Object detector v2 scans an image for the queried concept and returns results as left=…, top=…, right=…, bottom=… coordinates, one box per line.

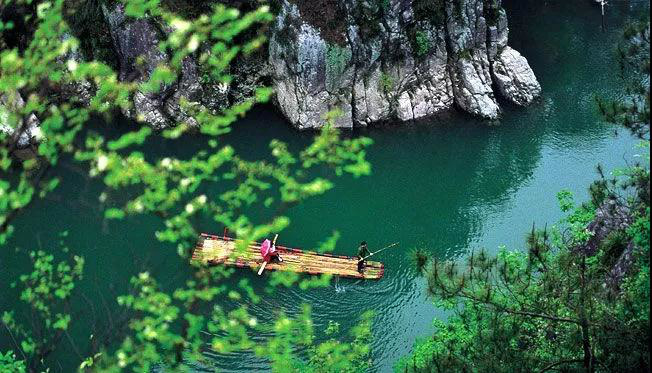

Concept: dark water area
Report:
left=1, top=1, right=649, bottom=372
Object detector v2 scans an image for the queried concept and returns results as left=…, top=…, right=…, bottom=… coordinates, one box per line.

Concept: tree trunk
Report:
left=579, top=255, right=595, bottom=373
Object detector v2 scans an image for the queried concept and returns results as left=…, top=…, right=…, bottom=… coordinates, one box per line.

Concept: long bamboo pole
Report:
left=360, top=242, right=399, bottom=261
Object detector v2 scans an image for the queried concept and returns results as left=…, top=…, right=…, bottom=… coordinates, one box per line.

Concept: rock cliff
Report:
left=268, top=0, right=541, bottom=128
left=7, top=0, right=540, bottom=130
left=0, top=92, right=41, bottom=149
left=102, top=3, right=204, bottom=129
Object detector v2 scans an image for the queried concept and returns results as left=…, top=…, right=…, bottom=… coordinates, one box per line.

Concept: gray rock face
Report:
left=1, top=35, right=90, bottom=151
left=581, top=199, right=633, bottom=257
left=446, top=0, right=499, bottom=119
left=0, top=92, right=41, bottom=149
left=269, top=4, right=348, bottom=129
left=492, top=46, right=542, bottom=106
left=577, top=198, right=637, bottom=292
left=269, top=0, right=541, bottom=128
left=94, top=0, right=540, bottom=129
left=102, top=3, right=203, bottom=129
left=59, top=33, right=94, bottom=106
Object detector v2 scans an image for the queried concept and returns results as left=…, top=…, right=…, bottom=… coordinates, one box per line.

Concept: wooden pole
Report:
left=600, top=0, right=606, bottom=32
left=273, top=234, right=282, bottom=262
left=257, top=260, right=267, bottom=275
left=360, top=242, right=399, bottom=261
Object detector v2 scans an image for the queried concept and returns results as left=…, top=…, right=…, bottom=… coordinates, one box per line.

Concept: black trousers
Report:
left=357, top=258, right=366, bottom=272
left=269, top=254, right=281, bottom=263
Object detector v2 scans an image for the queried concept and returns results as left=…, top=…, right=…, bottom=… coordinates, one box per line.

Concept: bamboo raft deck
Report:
left=192, top=233, right=384, bottom=280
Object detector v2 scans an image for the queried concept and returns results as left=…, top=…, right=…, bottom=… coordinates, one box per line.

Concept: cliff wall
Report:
left=268, top=0, right=541, bottom=128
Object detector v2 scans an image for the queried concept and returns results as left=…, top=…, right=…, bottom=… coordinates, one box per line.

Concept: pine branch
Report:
left=537, top=359, right=584, bottom=373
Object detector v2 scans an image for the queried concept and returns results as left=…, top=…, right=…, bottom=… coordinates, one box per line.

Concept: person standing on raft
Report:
left=258, top=234, right=282, bottom=275
left=357, top=241, right=371, bottom=273
left=262, top=236, right=283, bottom=263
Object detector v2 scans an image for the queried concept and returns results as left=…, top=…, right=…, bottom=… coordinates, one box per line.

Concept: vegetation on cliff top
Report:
left=288, top=0, right=348, bottom=45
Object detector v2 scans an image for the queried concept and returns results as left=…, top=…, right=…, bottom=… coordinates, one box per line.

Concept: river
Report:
left=0, top=1, right=648, bottom=372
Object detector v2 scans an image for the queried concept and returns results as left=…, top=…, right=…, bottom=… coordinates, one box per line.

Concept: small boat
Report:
left=192, top=233, right=385, bottom=280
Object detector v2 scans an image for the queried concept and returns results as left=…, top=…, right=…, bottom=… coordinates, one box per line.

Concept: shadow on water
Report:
left=0, top=1, right=648, bottom=372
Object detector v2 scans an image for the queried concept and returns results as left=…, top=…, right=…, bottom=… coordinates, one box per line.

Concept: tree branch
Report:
left=538, top=359, right=584, bottom=373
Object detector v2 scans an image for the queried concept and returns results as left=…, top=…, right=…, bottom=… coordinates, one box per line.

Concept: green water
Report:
left=1, top=1, right=649, bottom=372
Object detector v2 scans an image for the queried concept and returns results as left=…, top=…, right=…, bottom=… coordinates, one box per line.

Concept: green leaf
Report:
left=107, top=127, right=152, bottom=150
left=104, top=208, right=126, bottom=219
left=53, top=314, right=71, bottom=330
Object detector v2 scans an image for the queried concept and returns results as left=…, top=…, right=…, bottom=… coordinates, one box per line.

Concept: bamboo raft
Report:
left=192, top=233, right=385, bottom=280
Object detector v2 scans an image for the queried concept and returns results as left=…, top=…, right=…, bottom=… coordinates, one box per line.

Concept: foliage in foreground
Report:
left=1, top=0, right=374, bottom=372
left=399, top=200, right=649, bottom=373
left=397, top=20, right=650, bottom=373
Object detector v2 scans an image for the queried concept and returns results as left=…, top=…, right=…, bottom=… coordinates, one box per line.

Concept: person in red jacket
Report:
left=258, top=234, right=282, bottom=275
left=261, top=238, right=283, bottom=263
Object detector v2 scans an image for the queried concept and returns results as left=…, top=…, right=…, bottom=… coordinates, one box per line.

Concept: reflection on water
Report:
left=0, top=1, right=648, bottom=372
